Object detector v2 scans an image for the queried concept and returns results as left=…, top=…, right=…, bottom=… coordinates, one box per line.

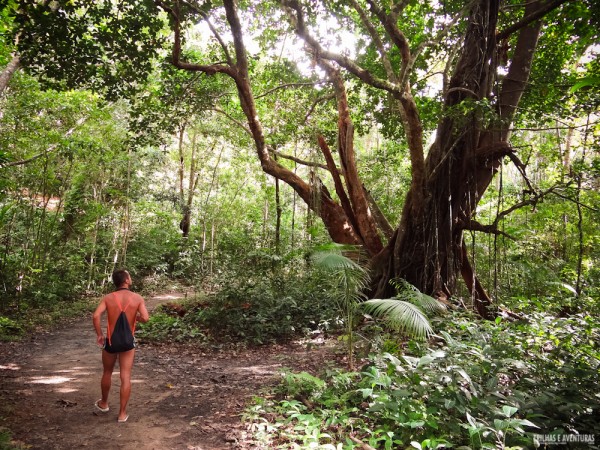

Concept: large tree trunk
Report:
left=373, top=0, right=544, bottom=318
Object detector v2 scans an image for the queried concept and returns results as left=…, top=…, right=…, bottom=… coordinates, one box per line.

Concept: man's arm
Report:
left=92, top=298, right=107, bottom=346
left=137, top=297, right=150, bottom=323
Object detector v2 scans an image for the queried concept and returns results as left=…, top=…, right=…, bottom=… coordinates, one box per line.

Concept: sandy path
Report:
left=0, top=293, right=337, bottom=449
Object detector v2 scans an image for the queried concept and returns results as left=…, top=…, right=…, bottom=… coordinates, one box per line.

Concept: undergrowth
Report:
left=136, top=252, right=342, bottom=345
left=243, top=310, right=600, bottom=449
left=0, top=297, right=96, bottom=341
left=0, top=427, right=21, bottom=450
left=136, top=287, right=340, bottom=346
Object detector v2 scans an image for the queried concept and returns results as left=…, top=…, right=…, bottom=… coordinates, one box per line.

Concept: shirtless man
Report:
left=92, top=269, right=149, bottom=422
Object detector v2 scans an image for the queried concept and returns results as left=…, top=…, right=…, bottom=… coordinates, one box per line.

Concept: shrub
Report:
left=0, top=317, right=23, bottom=341
left=244, top=310, right=600, bottom=449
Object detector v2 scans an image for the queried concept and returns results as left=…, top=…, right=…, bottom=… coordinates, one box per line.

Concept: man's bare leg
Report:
left=99, top=350, right=118, bottom=409
left=117, top=349, right=135, bottom=421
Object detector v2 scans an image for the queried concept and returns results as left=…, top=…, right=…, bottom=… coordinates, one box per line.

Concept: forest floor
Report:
left=0, top=292, right=343, bottom=449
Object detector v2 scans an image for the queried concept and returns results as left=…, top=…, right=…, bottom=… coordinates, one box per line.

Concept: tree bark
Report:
left=0, top=54, right=20, bottom=96
left=372, top=0, right=548, bottom=318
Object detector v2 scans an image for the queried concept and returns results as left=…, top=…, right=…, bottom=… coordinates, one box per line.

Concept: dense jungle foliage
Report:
left=1, top=0, right=599, bottom=448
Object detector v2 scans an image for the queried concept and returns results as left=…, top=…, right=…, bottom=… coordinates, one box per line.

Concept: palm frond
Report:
left=362, top=299, right=433, bottom=340
left=311, top=251, right=365, bottom=273
left=310, top=245, right=369, bottom=370
left=547, top=281, right=578, bottom=296
left=391, top=278, right=446, bottom=315
left=405, top=292, right=447, bottom=315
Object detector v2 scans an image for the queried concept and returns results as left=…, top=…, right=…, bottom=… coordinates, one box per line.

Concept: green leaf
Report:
left=547, top=281, right=578, bottom=296
left=311, top=250, right=364, bottom=272
left=417, top=354, right=436, bottom=367
left=517, top=419, right=539, bottom=428
left=466, top=412, right=479, bottom=428
left=391, top=389, right=411, bottom=398
left=358, top=388, right=373, bottom=398
left=494, top=419, right=507, bottom=430
left=569, top=76, right=600, bottom=93
left=501, top=405, right=518, bottom=418
left=390, top=279, right=447, bottom=315
left=409, top=420, right=425, bottom=428
left=362, top=299, right=433, bottom=340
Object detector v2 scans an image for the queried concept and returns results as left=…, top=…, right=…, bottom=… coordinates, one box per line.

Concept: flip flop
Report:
left=94, top=400, right=109, bottom=413
left=117, top=415, right=129, bottom=423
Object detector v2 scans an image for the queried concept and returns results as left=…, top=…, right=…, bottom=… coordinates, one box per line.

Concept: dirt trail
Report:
left=0, top=293, right=339, bottom=449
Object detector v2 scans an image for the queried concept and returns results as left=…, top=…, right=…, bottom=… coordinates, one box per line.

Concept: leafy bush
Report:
left=0, top=317, right=23, bottom=341
left=136, top=311, right=207, bottom=343
left=0, top=297, right=95, bottom=341
left=244, top=310, right=600, bottom=449
left=137, top=249, right=344, bottom=345
left=191, top=250, right=341, bottom=345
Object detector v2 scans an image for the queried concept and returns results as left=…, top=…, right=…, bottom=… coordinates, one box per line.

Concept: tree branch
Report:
left=210, top=108, right=331, bottom=173
left=281, top=0, right=403, bottom=96
left=444, top=86, right=479, bottom=99
left=224, top=0, right=249, bottom=75
left=156, top=0, right=236, bottom=76
left=402, top=3, right=470, bottom=88
left=497, top=0, right=571, bottom=41
left=181, top=0, right=234, bottom=65
left=255, top=82, right=325, bottom=99
left=505, top=151, right=535, bottom=193
left=464, top=219, right=514, bottom=239
left=210, top=107, right=252, bottom=135
left=493, top=184, right=564, bottom=227
left=364, top=0, right=410, bottom=68
left=363, top=187, right=394, bottom=240
left=269, top=148, right=329, bottom=171
left=349, top=0, right=397, bottom=83
left=391, top=0, right=411, bottom=17
left=496, top=1, right=544, bottom=139
left=303, top=92, right=336, bottom=124
left=281, top=0, right=425, bottom=221
left=0, top=54, right=20, bottom=96
left=318, top=135, right=361, bottom=238
left=552, top=191, right=600, bottom=213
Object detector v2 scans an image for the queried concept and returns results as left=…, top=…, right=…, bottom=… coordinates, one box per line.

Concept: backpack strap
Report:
left=121, top=298, right=135, bottom=333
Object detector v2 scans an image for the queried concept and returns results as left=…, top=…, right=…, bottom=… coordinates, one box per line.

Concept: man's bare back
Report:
left=98, top=289, right=148, bottom=341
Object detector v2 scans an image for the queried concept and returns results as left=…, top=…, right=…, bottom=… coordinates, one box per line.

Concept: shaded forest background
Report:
left=1, top=0, right=599, bottom=448
left=1, top=0, right=598, bottom=313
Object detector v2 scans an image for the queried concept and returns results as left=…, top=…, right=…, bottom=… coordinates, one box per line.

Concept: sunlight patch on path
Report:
left=153, top=293, right=188, bottom=300
left=29, top=375, right=72, bottom=385
left=237, top=364, right=285, bottom=376
left=0, top=363, right=21, bottom=370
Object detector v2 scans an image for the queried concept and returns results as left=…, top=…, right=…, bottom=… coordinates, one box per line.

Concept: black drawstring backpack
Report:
left=105, top=294, right=135, bottom=353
